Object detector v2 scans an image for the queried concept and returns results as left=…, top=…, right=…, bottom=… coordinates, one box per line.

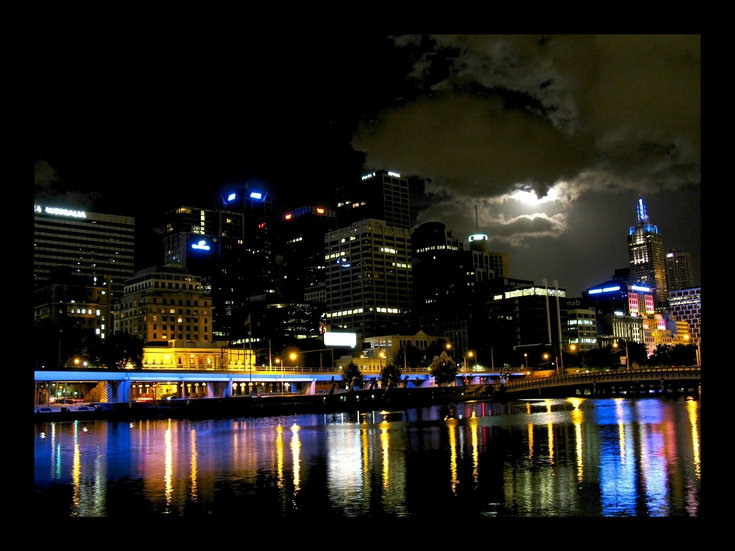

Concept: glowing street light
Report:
left=613, top=340, right=630, bottom=371
left=464, top=350, right=474, bottom=371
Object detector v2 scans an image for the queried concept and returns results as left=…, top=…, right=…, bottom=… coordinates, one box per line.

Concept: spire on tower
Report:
left=637, top=196, right=649, bottom=223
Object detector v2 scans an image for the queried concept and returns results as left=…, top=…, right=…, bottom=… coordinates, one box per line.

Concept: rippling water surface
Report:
left=33, top=397, right=701, bottom=518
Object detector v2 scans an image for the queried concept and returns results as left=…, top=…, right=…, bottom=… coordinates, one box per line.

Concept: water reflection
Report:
left=34, top=397, right=700, bottom=518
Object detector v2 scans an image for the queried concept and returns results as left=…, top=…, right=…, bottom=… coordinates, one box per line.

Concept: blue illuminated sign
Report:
left=249, top=191, right=264, bottom=201
left=588, top=285, right=621, bottom=295
left=630, top=285, right=651, bottom=292
left=191, top=240, right=211, bottom=251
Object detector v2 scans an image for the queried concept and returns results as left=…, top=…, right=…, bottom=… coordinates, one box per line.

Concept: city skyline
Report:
left=32, top=34, right=701, bottom=296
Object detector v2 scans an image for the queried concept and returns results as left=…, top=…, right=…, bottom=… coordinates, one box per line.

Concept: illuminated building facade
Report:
left=33, top=204, right=135, bottom=299
left=351, top=330, right=449, bottom=374
left=220, top=185, right=278, bottom=301
left=668, top=286, right=701, bottom=345
left=628, top=197, right=667, bottom=310
left=563, top=299, right=598, bottom=353
left=666, top=250, right=696, bottom=291
left=483, top=283, right=568, bottom=368
left=325, top=218, right=413, bottom=337
left=163, top=206, right=246, bottom=341
left=583, top=280, right=655, bottom=346
left=115, top=264, right=213, bottom=346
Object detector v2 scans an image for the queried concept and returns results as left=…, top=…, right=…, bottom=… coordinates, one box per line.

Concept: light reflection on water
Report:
left=33, top=397, right=700, bottom=518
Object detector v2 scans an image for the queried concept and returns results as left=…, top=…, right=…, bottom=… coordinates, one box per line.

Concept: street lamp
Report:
left=524, top=353, right=528, bottom=369
left=612, top=340, right=630, bottom=371
left=275, top=358, right=283, bottom=394
left=464, top=350, right=474, bottom=371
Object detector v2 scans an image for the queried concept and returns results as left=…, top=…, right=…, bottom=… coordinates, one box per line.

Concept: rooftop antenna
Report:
left=475, top=205, right=479, bottom=233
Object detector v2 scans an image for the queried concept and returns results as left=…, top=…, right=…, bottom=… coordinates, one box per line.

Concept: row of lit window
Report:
left=567, top=319, right=595, bottom=325
left=327, top=308, right=365, bottom=317
left=415, top=244, right=460, bottom=253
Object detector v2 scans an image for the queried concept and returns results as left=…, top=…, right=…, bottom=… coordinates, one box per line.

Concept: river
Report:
left=33, top=396, right=701, bottom=519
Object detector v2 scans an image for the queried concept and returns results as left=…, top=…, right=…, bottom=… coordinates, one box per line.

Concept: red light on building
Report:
left=258, top=222, right=266, bottom=229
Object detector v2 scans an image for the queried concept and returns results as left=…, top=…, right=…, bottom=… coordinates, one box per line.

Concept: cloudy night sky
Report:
left=33, top=33, right=701, bottom=297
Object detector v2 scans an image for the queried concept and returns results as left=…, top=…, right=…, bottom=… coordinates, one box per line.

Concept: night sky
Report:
left=33, top=33, right=701, bottom=297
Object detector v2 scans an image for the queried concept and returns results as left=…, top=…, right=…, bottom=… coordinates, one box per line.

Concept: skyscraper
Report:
left=162, top=205, right=246, bottom=341
left=411, top=221, right=465, bottom=341
left=33, top=203, right=135, bottom=299
left=325, top=218, right=413, bottom=337
left=665, top=250, right=695, bottom=291
left=628, top=197, right=667, bottom=310
left=336, top=170, right=411, bottom=229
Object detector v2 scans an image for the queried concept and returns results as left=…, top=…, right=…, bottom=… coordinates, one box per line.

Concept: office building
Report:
left=114, top=264, right=213, bottom=346
left=668, top=286, right=701, bottom=345
left=465, top=232, right=509, bottom=283
left=666, top=250, right=696, bottom=291
left=280, top=204, right=337, bottom=302
left=325, top=218, right=413, bottom=337
left=33, top=203, right=135, bottom=299
left=563, top=298, right=598, bottom=353
left=482, top=282, right=568, bottom=369
left=163, top=205, right=246, bottom=341
left=628, top=197, right=667, bottom=310
left=336, top=170, right=411, bottom=229
left=411, top=221, right=466, bottom=344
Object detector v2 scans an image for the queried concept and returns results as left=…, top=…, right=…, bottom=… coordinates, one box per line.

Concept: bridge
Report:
left=33, top=365, right=701, bottom=405
left=498, top=366, right=701, bottom=398
left=33, top=366, right=524, bottom=405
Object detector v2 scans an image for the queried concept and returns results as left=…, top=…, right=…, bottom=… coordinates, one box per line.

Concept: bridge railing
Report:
left=502, top=366, right=701, bottom=390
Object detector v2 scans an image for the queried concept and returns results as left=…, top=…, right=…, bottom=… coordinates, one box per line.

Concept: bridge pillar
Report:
left=107, top=380, right=130, bottom=403
left=207, top=381, right=231, bottom=398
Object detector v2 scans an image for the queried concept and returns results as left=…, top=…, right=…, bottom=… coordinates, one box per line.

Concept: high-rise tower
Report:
left=162, top=205, right=246, bottom=341
left=33, top=203, right=135, bottom=300
left=335, top=170, right=411, bottom=230
left=325, top=218, right=413, bottom=337
left=665, top=250, right=695, bottom=291
left=628, top=197, right=667, bottom=310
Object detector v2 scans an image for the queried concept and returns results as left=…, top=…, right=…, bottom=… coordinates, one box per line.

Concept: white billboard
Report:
left=324, top=332, right=357, bottom=348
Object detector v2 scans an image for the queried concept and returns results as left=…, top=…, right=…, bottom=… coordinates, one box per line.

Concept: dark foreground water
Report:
left=33, top=396, right=701, bottom=519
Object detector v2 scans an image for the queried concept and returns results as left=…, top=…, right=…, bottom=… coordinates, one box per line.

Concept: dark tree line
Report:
left=33, top=319, right=144, bottom=370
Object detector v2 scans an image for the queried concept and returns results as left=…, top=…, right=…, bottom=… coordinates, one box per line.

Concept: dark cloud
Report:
left=351, top=34, right=701, bottom=294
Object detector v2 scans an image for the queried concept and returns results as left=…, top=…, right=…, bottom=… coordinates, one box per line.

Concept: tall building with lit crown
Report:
left=325, top=218, right=413, bottom=337
left=34, top=203, right=135, bottom=299
left=628, top=197, right=667, bottom=310
left=336, top=170, right=411, bottom=229
left=162, top=205, right=246, bottom=341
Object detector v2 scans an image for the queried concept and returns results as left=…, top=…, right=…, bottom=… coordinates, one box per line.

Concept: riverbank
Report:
left=33, top=384, right=501, bottom=423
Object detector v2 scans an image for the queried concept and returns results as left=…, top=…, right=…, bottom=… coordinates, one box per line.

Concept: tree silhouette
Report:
left=341, top=362, right=363, bottom=390
left=380, top=364, right=402, bottom=389
left=429, top=351, right=458, bottom=385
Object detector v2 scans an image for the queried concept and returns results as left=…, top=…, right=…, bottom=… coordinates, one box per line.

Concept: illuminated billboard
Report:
left=190, top=238, right=212, bottom=252
left=324, top=332, right=357, bottom=348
